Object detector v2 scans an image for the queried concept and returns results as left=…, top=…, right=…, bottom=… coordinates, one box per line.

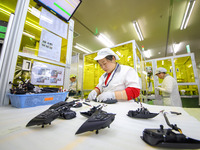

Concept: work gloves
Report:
left=88, top=90, right=97, bottom=100
left=97, top=92, right=115, bottom=102
left=155, top=87, right=165, bottom=92
left=155, top=87, right=171, bottom=94
left=88, top=90, right=115, bottom=102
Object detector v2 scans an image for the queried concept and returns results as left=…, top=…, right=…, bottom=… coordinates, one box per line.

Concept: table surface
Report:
left=0, top=99, right=200, bottom=150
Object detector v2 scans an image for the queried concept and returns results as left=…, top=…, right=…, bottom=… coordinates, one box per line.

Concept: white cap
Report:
left=155, top=67, right=167, bottom=75
left=94, top=48, right=119, bottom=60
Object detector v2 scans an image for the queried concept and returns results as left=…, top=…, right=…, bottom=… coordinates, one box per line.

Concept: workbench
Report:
left=0, top=99, right=200, bottom=150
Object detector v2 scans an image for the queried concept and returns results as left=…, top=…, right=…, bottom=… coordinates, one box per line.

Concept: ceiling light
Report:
left=133, top=21, right=144, bottom=41
left=173, top=43, right=181, bottom=53
left=96, top=33, right=114, bottom=47
left=180, top=0, right=196, bottom=30
left=143, top=50, right=151, bottom=58
left=74, top=43, right=92, bottom=54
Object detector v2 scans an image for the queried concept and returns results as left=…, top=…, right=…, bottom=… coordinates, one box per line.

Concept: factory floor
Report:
left=181, top=97, right=200, bottom=121
left=183, top=108, right=200, bottom=121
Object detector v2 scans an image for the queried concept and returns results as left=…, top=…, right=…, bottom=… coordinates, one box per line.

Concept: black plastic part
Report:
left=26, top=100, right=80, bottom=127
left=9, top=78, right=35, bottom=94
left=72, top=102, right=82, bottom=108
left=80, top=105, right=101, bottom=118
left=141, top=113, right=200, bottom=149
left=127, top=108, right=159, bottom=119
left=170, top=111, right=182, bottom=115
left=60, top=109, right=76, bottom=119
left=92, top=98, right=117, bottom=104
left=141, top=127, right=200, bottom=149
left=49, top=101, right=67, bottom=109
left=76, top=108, right=116, bottom=135
left=103, top=99, right=118, bottom=104
left=40, top=87, right=59, bottom=93
left=26, top=109, right=59, bottom=127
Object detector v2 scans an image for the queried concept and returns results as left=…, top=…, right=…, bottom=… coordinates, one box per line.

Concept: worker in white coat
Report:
left=155, top=67, right=182, bottom=107
left=69, top=74, right=77, bottom=96
left=88, top=48, right=141, bottom=102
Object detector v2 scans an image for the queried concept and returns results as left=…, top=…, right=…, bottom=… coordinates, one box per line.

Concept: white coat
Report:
left=96, top=63, right=141, bottom=93
left=160, top=75, right=182, bottom=107
left=69, top=81, right=77, bottom=91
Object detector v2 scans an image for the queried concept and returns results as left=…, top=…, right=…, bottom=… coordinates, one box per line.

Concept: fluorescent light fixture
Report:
left=180, top=0, right=196, bottom=30
left=133, top=21, right=144, bottom=41
left=143, top=50, right=151, bottom=58
left=74, top=43, right=92, bottom=54
left=96, top=33, right=114, bottom=47
left=173, top=43, right=181, bottom=53
left=162, top=60, right=164, bottom=65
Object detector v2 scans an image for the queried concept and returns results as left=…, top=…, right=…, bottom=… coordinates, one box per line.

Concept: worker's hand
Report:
left=97, top=92, right=115, bottom=102
left=88, top=90, right=97, bottom=100
left=155, top=87, right=163, bottom=91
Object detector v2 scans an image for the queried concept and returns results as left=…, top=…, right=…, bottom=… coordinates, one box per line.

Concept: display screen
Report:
left=34, top=0, right=82, bottom=22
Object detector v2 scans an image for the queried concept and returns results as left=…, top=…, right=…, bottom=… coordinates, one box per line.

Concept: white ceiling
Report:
left=72, top=0, right=200, bottom=66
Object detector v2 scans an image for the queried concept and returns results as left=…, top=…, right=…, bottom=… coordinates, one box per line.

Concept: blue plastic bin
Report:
left=8, top=92, right=68, bottom=108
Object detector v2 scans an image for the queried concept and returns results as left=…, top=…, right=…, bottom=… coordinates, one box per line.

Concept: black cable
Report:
left=72, top=16, right=97, bottom=36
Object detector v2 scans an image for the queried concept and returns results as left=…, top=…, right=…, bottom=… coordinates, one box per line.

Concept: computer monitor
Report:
left=34, top=0, right=82, bottom=23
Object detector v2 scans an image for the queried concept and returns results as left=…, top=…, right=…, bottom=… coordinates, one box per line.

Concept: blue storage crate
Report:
left=8, top=92, right=68, bottom=108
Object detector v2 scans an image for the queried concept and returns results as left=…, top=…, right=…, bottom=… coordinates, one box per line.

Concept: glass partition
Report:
left=174, top=56, right=195, bottom=83
left=146, top=54, right=199, bottom=104
left=83, top=41, right=143, bottom=98
left=156, top=59, right=173, bottom=84
left=83, top=52, right=99, bottom=90
left=178, top=85, right=199, bottom=96
left=111, top=42, right=134, bottom=67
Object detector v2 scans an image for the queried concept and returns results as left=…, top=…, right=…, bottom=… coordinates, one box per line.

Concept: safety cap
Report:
left=70, top=74, right=76, bottom=78
left=94, top=48, right=119, bottom=60
left=155, top=67, right=167, bottom=75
